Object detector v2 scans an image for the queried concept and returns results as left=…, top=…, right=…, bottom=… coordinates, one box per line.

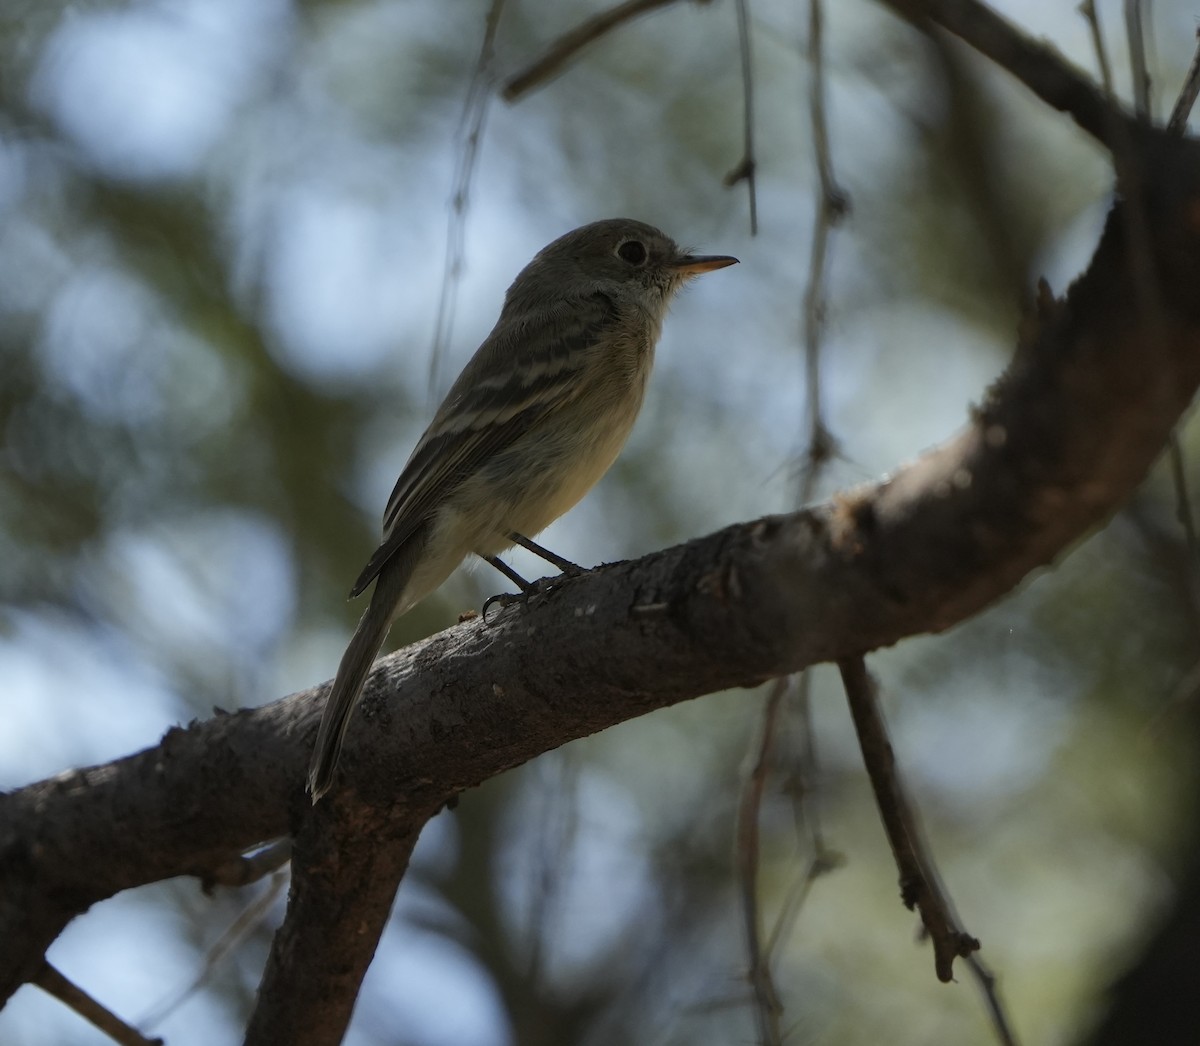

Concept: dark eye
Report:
left=617, top=239, right=648, bottom=265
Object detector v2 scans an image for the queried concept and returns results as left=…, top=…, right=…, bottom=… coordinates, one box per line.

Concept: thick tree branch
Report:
left=3, top=127, right=1200, bottom=1036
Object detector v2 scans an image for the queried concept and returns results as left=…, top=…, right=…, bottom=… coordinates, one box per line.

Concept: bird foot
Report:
left=481, top=574, right=574, bottom=624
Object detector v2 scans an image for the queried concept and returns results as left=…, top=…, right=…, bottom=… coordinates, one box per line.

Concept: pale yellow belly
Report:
left=439, top=384, right=647, bottom=560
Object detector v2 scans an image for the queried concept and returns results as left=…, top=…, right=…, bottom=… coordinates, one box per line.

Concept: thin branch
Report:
left=427, top=0, right=507, bottom=404
left=1166, top=28, right=1200, bottom=134
left=1077, top=0, right=1115, bottom=99
left=965, top=954, right=1021, bottom=1046
left=878, top=0, right=1129, bottom=147
left=523, top=754, right=580, bottom=990
left=1162, top=29, right=1200, bottom=610
left=836, top=657, right=981, bottom=983
left=799, top=0, right=846, bottom=491
left=723, top=0, right=759, bottom=235
left=733, top=2, right=847, bottom=1033
left=840, top=661, right=1022, bottom=1044
left=1080, top=0, right=1161, bottom=325
left=142, top=872, right=289, bottom=1030
left=761, top=858, right=835, bottom=963
left=782, top=676, right=832, bottom=855
left=1124, top=0, right=1152, bottom=119
left=734, top=676, right=787, bottom=1046
left=762, top=676, right=848, bottom=975
left=502, top=0, right=692, bottom=102
left=34, top=963, right=163, bottom=1046
left=760, top=678, right=848, bottom=971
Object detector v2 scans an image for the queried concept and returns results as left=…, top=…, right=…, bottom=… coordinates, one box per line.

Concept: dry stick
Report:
left=34, top=963, right=163, bottom=1046
left=427, top=0, right=506, bottom=403
left=759, top=0, right=849, bottom=955
left=522, top=755, right=580, bottom=992
left=723, top=0, right=759, bottom=234
left=836, top=657, right=981, bottom=982
left=888, top=28, right=1036, bottom=1017
left=1077, top=0, right=1115, bottom=99
left=1166, top=28, right=1200, bottom=134
left=1124, top=0, right=1152, bottom=118
left=800, top=0, right=846, bottom=478
left=839, top=654, right=1019, bottom=1045
left=881, top=0, right=1120, bottom=147
left=763, top=684, right=846, bottom=963
left=966, top=956, right=1021, bottom=1046
left=1164, top=31, right=1200, bottom=601
left=734, top=1, right=846, bottom=1036
left=502, top=0, right=692, bottom=102
left=141, top=872, right=289, bottom=1031
left=735, top=677, right=788, bottom=1046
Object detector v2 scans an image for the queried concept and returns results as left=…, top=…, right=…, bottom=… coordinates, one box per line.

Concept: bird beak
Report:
left=671, top=253, right=739, bottom=275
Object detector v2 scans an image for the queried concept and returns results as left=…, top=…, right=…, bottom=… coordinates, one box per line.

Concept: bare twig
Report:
left=1166, top=28, right=1200, bottom=133
left=722, top=0, right=759, bottom=234
left=1079, top=0, right=1160, bottom=319
left=734, top=676, right=788, bottom=1046
left=799, top=0, right=846, bottom=491
left=1124, top=0, right=1152, bottom=118
left=764, top=674, right=848, bottom=974
left=428, top=0, right=507, bottom=403
left=756, top=0, right=849, bottom=963
left=523, top=754, right=579, bottom=990
left=1077, top=0, right=1115, bottom=99
left=734, top=2, right=848, bottom=1034
left=966, top=955, right=1020, bottom=1046
left=836, top=657, right=981, bottom=984
left=839, top=659, right=1022, bottom=1045
left=502, top=0, right=692, bottom=102
left=879, top=0, right=1127, bottom=146
left=142, top=872, right=289, bottom=1030
left=1162, top=29, right=1200, bottom=608
left=34, top=963, right=163, bottom=1046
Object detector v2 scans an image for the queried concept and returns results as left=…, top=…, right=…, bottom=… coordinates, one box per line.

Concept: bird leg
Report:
left=480, top=555, right=535, bottom=621
left=479, top=537, right=586, bottom=622
left=482, top=555, right=534, bottom=593
left=508, top=532, right=585, bottom=576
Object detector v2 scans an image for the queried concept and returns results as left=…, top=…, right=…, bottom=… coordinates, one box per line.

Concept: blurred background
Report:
left=2, top=0, right=1200, bottom=1043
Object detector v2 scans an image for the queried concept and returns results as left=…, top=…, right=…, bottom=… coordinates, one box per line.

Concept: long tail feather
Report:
left=307, top=530, right=428, bottom=802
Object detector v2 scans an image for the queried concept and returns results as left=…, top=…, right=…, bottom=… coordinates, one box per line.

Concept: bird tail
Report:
left=307, top=529, right=428, bottom=803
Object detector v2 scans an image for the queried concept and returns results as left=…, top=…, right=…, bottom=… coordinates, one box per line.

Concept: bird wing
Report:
left=348, top=291, right=621, bottom=598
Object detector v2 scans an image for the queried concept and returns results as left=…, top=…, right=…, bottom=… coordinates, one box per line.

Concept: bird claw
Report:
left=481, top=574, right=571, bottom=624
left=481, top=590, right=523, bottom=622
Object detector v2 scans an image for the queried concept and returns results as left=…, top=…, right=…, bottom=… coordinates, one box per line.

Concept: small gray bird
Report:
left=308, top=218, right=737, bottom=801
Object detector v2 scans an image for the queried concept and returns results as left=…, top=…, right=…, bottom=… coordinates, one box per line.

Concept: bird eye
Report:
left=616, top=239, right=648, bottom=266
